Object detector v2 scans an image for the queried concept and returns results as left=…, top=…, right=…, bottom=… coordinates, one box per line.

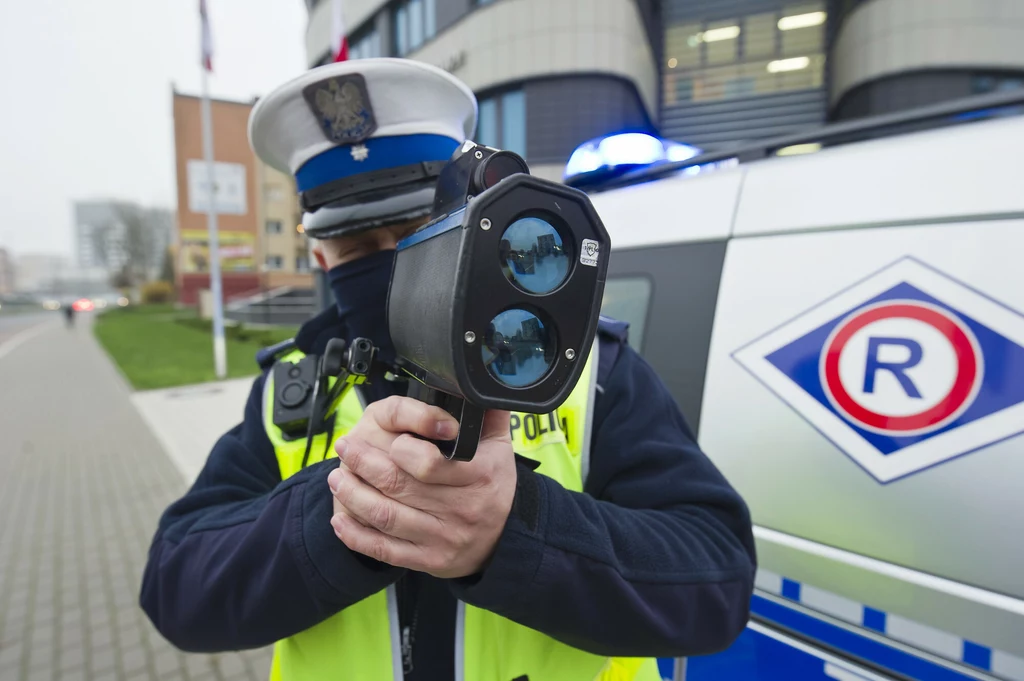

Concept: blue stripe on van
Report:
left=752, top=594, right=984, bottom=681
left=781, top=578, right=801, bottom=602
left=963, top=641, right=993, bottom=672
left=753, top=570, right=1024, bottom=678
left=862, top=606, right=887, bottom=633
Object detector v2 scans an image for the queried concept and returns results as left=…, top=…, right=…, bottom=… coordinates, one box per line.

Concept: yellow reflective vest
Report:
left=261, top=342, right=662, bottom=681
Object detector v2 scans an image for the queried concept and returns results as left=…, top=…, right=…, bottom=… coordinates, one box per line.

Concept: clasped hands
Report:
left=328, top=396, right=517, bottom=579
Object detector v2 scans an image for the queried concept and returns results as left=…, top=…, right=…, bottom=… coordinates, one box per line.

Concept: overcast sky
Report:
left=0, top=0, right=309, bottom=258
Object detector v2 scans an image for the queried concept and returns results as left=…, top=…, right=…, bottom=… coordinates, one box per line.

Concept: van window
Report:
left=600, top=276, right=652, bottom=353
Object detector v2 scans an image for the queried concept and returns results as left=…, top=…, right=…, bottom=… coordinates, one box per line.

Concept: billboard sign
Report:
left=187, top=160, right=248, bottom=215
left=179, top=229, right=255, bottom=273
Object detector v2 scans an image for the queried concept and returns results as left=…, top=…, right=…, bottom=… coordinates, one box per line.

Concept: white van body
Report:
left=589, top=112, right=1024, bottom=681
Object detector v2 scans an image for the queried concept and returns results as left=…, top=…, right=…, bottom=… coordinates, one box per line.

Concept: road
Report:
left=0, top=312, right=56, bottom=346
left=0, top=315, right=272, bottom=681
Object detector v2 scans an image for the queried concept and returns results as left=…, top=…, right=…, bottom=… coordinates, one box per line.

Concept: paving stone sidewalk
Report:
left=0, top=317, right=272, bottom=681
left=131, top=378, right=254, bottom=485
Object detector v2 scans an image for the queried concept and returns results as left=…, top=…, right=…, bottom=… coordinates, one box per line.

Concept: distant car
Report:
left=71, top=298, right=94, bottom=312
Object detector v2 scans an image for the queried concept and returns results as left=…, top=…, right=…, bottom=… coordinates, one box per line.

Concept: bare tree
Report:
left=93, top=203, right=159, bottom=288
left=89, top=222, right=116, bottom=270
left=159, top=247, right=175, bottom=284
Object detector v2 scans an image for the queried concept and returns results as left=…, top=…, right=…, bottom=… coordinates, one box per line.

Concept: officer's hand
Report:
left=327, top=396, right=516, bottom=579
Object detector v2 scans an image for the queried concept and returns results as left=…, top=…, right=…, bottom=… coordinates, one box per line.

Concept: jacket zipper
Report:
left=398, top=574, right=419, bottom=677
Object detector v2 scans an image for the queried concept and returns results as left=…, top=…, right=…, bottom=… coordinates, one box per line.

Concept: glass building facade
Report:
left=826, top=0, right=1024, bottom=121
left=659, top=0, right=829, bottom=151
left=663, top=4, right=826, bottom=106
left=308, top=0, right=656, bottom=175
left=309, top=0, right=1024, bottom=167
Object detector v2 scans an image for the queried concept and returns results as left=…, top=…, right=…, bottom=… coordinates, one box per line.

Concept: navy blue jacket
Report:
left=140, top=306, right=757, bottom=669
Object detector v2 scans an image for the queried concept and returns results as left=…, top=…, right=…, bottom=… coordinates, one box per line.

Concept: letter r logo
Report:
left=864, top=336, right=923, bottom=398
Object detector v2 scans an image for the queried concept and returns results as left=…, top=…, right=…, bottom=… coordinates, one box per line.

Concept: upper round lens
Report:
left=481, top=309, right=555, bottom=388
left=499, top=217, right=570, bottom=294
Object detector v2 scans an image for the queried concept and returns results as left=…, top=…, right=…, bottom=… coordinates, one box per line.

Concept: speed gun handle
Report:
left=404, top=379, right=485, bottom=462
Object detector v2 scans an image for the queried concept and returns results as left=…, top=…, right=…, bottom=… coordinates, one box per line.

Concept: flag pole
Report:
left=199, top=10, right=227, bottom=379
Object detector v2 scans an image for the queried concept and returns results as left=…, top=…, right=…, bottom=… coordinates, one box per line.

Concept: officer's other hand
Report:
left=327, top=396, right=517, bottom=579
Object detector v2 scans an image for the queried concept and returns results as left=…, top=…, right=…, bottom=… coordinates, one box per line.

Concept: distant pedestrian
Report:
left=64, top=304, right=74, bottom=328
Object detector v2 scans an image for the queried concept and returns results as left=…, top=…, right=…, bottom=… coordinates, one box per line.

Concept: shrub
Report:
left=141, top=280, right=175, bottom=304
left=172, top=316, right=288, bottom=346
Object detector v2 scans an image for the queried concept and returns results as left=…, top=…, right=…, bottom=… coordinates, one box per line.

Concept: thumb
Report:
left=479, top=409, right=512, bottom=443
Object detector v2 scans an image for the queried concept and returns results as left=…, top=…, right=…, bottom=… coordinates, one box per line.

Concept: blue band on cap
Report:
left=295, top=134, right=461, bottom=192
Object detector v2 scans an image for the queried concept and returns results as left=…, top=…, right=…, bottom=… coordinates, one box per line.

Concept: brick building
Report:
left=171, top=90, right=311, bottom=307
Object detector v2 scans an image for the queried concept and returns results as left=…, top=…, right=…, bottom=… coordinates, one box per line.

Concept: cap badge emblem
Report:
left=303, top=74, right=377, bottom=144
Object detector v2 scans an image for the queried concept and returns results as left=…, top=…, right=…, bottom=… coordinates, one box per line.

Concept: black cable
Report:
left=300, top=376, right=322, bottom=470
left=321, top=415, right=336, bottom=464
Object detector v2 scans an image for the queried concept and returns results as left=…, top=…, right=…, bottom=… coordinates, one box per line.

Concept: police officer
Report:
left=140, top=58, right=757, bottom=681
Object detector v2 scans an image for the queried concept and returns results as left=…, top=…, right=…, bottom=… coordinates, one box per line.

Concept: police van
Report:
left=571, top=90, right=1024, bottom=681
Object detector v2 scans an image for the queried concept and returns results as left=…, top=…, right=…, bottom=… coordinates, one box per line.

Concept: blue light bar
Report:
left=563, top=132, right=701, bottom=185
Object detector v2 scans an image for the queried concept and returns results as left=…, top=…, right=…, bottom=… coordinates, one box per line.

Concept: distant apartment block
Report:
left=74, top=201, right=174, bottom=281
left=0, top=248, right=14, bottom=295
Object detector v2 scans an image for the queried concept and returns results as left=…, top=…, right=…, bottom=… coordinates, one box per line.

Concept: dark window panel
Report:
left=435, top=0, right=471, bottom=34
left=524, top=76, right=654, bottom=165
left=389, top=0, right=438, bottom=56
left=831, top=69, right=1024, bottom=121
left=662, top=88, right=826, bottom=149
left=605, top=240, right=729, bottom=435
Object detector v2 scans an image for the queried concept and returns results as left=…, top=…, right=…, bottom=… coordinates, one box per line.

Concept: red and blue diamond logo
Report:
left=732, top=257, right=1024, bottom=483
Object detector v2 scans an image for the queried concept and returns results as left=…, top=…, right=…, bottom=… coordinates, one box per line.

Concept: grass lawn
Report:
left=94, top=304, right=298, bottom=391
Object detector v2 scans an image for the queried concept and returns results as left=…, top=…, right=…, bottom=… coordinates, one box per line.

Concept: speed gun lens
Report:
left=500, top=217, right=570, bottom=294
left=482, top=309, right=555, bottom=388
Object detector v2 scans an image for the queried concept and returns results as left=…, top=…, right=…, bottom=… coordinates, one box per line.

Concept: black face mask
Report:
left=327, top=249, right=404, bottom=403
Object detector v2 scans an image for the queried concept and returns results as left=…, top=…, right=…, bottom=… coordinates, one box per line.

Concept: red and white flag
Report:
left=330, top=0, right=349, bottom=62
left=200, top=0, right=214, bottom=72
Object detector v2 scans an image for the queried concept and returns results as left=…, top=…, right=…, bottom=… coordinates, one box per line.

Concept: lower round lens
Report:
left=481, top=309, right=555, bottom=388
left=499, top=217, right=569, bottom=294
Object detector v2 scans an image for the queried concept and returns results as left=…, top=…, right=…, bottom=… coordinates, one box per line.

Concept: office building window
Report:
left=266, top=220, right=283, bottom=235
left=501, top=91, right=526, bottom=158
left=265, top=255, right=284, bottom=270
left=393, top=0, right=437, bottom=56
left=425, top=0, right=435, bottom=39
left=350, top=25, right=382, bottom=60
left=475, top=89, right=527, bottom=158
left=663, top=3, right=826, bottom=105
left=296, top=256, right=311, bottom=273
left=972, top=74, right=1024, bottom=94
left=477, top=98, right=497, bottom=147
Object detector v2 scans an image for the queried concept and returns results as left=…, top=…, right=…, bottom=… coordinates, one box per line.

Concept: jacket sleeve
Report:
left=449, top=341, right=757, bottom=658
left=139, top=371, right=405, bottom=653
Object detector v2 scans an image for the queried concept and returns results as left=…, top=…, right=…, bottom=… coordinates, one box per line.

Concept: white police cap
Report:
left=249, top=58, right=477, bottom=238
